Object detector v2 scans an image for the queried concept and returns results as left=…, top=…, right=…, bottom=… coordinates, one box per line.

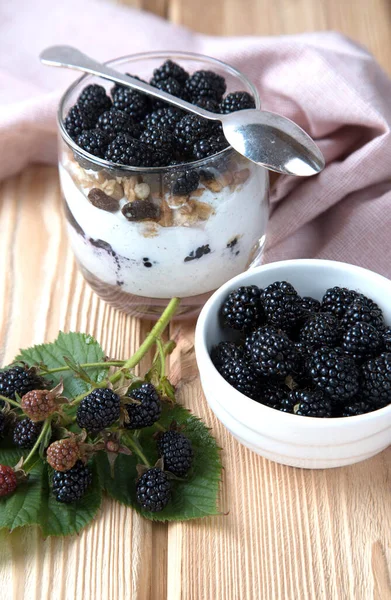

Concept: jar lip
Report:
left=58, top=50, right=261, bottom=174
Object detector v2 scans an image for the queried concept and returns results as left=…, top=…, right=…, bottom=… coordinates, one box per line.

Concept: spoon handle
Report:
left=40, top=45, right=219, bottom=122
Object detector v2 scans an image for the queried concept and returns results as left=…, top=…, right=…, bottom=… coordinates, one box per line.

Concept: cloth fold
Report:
left=1, top=0, right=391, bottom=275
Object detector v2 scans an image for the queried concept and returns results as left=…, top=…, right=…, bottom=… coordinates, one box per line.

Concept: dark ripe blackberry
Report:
left=383, top=327, right=391, bottom=352
left=361, top=353, right=391, bottom=408
left=105, top=133, right=153, bottom=167
left=0, top=365, right=48, bottom=401
left=293, top=341, right=313, bottom=382
left=174, top=115, right=211, bottom=154
left=140, top=127, right=174, bottom=158
left=13, top=418, right=42, bottom=448
left=150, top=77, right=188, bottom=107
left=125, top=383, right=161, bottom=429
left=309, top=346, right=359, bottom=401
left=291, top=390, right=333, bottom=418
left=96, top=109, right=139, bottom=139
left=300, top=296, right=321, bottom=313
left=170, top=170, right=200, bottom=196
left=77, top=130, right=110, bottom=158
left=299, top=313, right=340, bottom=348
left=64, top=105, right=96, bottom=140
left=136, top=467, right=171, bottom=512
left=220, top=91, right=256, bottom=113
left=185, top=70, right=226, bottom=102
left=52, top=460, right=92, bottom=504
left=261, top=281, right=304, bottom=331
left=261, top=382, right=293, bottom=412
left=112, top=86, right=149, bottom=119
left=152, top=60, right=189, bottom=84
left=192, top=135, right=229, bottom=160
left=247, top=326, right=299, bottom=378
left=342, top=322, right=382, bottom=362
left=342, top=399, right=373, bottom=417
left=321, top=287, right=359, bottom=318
left=341, top=298, right=385, bottom=332
left=192, top=96, right=220, bottom=113
left=211, top=341, right=243, bottom=368
left=221, top=285, right=263, bottom=332
left=76, top=388, right=120, bottom=434
left=142, top=107, right=184, bottom=133
left=157, top=430, right=193, bottom=477
left=77, top=84, right=111, bottom=117
left=216, top=355, right=261, bottom=400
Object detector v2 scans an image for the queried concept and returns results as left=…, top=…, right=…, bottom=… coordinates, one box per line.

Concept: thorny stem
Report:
left=23, top=419, right=51, bottom=472
left=42, top=361, right=125, bottom=375
left=122, top=432, right=150, bottom=467
left=0, top=395, right=22, bottom=410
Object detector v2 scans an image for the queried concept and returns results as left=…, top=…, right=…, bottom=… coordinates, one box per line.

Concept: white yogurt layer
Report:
left=60, top=163, right=268, bottom=299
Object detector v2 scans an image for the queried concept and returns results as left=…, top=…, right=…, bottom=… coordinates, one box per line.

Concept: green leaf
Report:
left=96, top=404, right=222, bottom=522
left=0, top=445, right=102, bottom=536
left=15, top=332, right=107, bottom=398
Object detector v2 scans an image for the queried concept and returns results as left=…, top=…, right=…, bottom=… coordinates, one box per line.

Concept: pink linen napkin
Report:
left=1, top=0, right=391, bottom=276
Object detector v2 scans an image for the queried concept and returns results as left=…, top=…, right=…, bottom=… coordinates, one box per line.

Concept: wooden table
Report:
left=1, top=1, right=390, bottom=599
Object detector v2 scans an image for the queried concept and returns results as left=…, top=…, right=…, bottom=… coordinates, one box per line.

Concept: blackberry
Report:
left=291, top=389, right=333, bottom=418
left=52, top=460, right=92, bottom=503
left=185, top=70, right=226, bottom=102
left=247, top=326, right=299, bottom=378
left=211, top=341, right=243, bottom=367
left=299, top=313, right=340, bottom=348
left=140, top=127, right=174, bottom=164
left=150, top=76, right=187, bottom=100
left=77, top=84, right=111, bottom=117
left=169, top=170, right=200, bottom=196
left=0, top=465, right=17, bottom=497
left=193, top=96, right=220, bottom=113
left=342, top=322, right=382, bottom=362
left=192, top=135, right=228, bottom=160
left=0, top=365, right=48, bottom=400
left=342, top=399, right=373, bottom=417
left=96, top=109, right=140, bottom=139
left=174, top=115, right=211, bottom=155
left=152, top=60, right=189, bottom=85
left=21, top=389, right=57, bottom=422
left=125, top=383, right=161, bottom=429
left=383, top=327, right=391, bottom=352
left=142, top=107, right=183, bottom=133
left=64, top=105, right=96, bottom=140
left=220, top=91, right=256, bottom=113
left=300, top=296, right=321, bottom=313
left=112, top=86, right=149, bottom=119
left=261, top=383, right=293, bottom=412
left=136, top=467, right=171, bottom=512
left=157, top=430, right=193, bottom=477
left=221, top=285, right=263, bottom=332
left=341, top=298, right=385, bottom=332
left=321, top=287, right=359, bottom=319
left=361, top=353, right=391, bottom=408
left=261, top=281, right=304, bottom=331
left=105, top=133, right=152, bottom=167
left=13, top=418, right=42, bottom=448
left=47, top=438, right=80, bottom=472
left=76, top=388, right=120, bottom=434
left=215, top=355, right=261, bottom=400
left=77, top=130, right=110, bottom=158
left=309, top=346, right=359, bottom=401
left=293, top=341, right=313, bottom=381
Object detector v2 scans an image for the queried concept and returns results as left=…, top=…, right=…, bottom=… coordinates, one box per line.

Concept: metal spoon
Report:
left=40, top=45, right=325, bottom=176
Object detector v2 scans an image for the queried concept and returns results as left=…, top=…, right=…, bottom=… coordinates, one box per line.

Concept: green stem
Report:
left=122, top=432, right=150, bottom=467
left=110, top=298, right=180, bottom=384
left=42, top=361, right=125, bottom=375
left=23, top=419, right=51, bottom=472
left=154, top=422, right=166, bottom=432
left=0, top=395, right=22, bottom=409
left=156, top=338, right=166, bottom=379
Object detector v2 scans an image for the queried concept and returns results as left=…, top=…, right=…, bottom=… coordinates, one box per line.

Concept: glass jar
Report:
left=58, top=52, right=269, bottom=319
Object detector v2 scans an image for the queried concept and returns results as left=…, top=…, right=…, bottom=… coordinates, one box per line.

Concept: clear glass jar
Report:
left=58, top=52, right=269, bottom=319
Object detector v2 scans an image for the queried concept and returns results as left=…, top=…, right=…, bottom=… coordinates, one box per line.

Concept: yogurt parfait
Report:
left=58, top=52, right=269, bottom=318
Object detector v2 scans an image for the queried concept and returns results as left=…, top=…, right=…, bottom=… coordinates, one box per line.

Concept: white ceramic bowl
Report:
left=195, top=259, right=391, bottom=468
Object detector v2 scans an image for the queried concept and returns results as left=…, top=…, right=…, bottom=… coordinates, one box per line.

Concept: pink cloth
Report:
left=2, top=0, right=391, bottom=275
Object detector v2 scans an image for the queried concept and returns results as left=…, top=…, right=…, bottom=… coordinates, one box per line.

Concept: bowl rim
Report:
left=195, top=258, right=391, bottom=432
left=57, top=50, right=261, bottom=174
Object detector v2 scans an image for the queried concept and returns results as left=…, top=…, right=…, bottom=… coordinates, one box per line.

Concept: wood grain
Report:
left=0, top=1, right=391, bottom=599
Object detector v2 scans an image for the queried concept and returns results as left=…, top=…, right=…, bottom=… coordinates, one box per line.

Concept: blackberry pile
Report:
left=212, top=283, right=391, bottom=417
left=64, top=60, right=256, bottom=167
